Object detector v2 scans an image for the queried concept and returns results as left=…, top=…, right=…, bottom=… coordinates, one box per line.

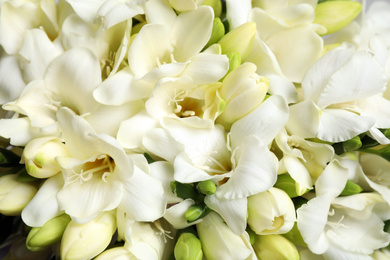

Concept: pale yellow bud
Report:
left=218, top=22, right=256, bottom=60
left=253, top=234, right=299, bottom=260
left=23, top=137, right=68, bottom=179
left=0, top=174, right=37, bottom=216
left=314, top=1, right=362, bottom=35
left=61, top=211, right=116, bottom=260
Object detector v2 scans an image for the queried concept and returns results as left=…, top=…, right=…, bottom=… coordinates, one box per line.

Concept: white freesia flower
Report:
left=225, top=0, right=323, bottom=83
left=247, top=187, right=296, bottom=235
left=22, top=108, right=166, bottom=226
left=275, top=128, right=334, bottom=190
left=197, top=212, right=256, bottom=260
left=286, top=43, right=390, bottom=143
left=297, top=159, right=390, bottom=259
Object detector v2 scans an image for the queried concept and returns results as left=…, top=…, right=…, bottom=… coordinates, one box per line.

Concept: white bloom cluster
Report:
left=0, top=0, right=390, bottom=259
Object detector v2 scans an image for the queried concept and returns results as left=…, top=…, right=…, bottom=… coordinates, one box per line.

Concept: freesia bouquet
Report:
left=1, top=0, right=390, bottom=259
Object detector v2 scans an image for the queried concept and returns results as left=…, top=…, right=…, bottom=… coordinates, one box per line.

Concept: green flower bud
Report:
left=202, top=0, right=222, bottom=17
left=225, top=52, right=242, bottom=75
left=282, top=223, right=307, bottom=248
left=61, top=211, right=116, bottom=260
left=185, top=203, right=211, bottom=223
left=274, top=174, right=301, bottom=198
left=218, top=22, right=256, bottom=60
left=253, top=234, right=299, bottom=260
left=314, top=1, right=362, bottom=35
left=196, top=180, right=216, bottom=195
left=174, top=233, right=203, bottom=260
left=0, top=174, right=37, bottom=216
left=205, top=18, right=225, bottom=49
left=342, top=136, right=362, bottom=153
left=340, top=180, right=363, bottom=196
left=23, top=137, right=69, bottom=179
left=26, top=214, right=71, bottom=251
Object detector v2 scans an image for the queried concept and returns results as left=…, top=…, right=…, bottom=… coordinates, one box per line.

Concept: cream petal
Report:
left=0, top=50, right=26, bottom=104
left=21, top=174, right=64, bottom=227
left=0, top=117, right=46, bottom=146
left=45, top=48, right=101, bottom=115
left=317, top=51, right=387, bottom=109
left=230, top=95, right=288, bottom=148
left=163, top=199, right=201, bottom=229
left=172, top=6, right=214, bottom=62
left=266, top=4, right=315, bottom=27
left=315, top=159, right=349, bottom=197
left=216, top=136, right=278, bottom=199
left=98, top=1, right=144, bottom=29
left=317, top=109, right=375, bottom=143
left=225, top=0, right=251, bottom=29
left=359, top=95, right=390, bottom=129
left=285, top=99, right=320, bottom=138
left=302, top=44, right=354, bottom=103
left=128, top=24, right=173, bottom=79
left=143, top=128, right=183, bottom=163
left=204, top=195, right=248, bottom=235
left=66, top=0, right=106, bottom=23
left=120, top=166, right=166, bottom=221
left=144, top=0, right=176, bottom=27
left=57, top=174, right=123, bottom=223
left=181, top=53, right=229, bottom=84
left=283, top=155, right=312, bottom=190
left=267, top=74, right=298, bottom=104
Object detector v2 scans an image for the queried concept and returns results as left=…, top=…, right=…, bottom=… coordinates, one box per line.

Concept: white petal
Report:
left=317, top=109, right=375, bottom=143
left=368, top=127, right=390, bottom=145
left=172, top=6, right=214, bottom=62
left=216, top=136, right=278, bottom=199
left=57, top=174, right=123, bottom=223
left=117, top=110, right=159, bottom=149
left=98, top=1, right=144, bottom=29
left=149, top=161, right=182, bottom=204
left=144, top=0, right=176, bottom=27
left=283, top=155, right=312, bottom=190
left=285, top=99, right=320, bottom=138
left=120, top=166, right=166, bottom=221
left=21, top=174, right=63, bottom=227
left=128, top=24, right=172, bottom=79
left=230, top=95, right=288, bottom=148
left=45, top=48, right=101, bottom=115
left=66, top=0, right=106, bottom=23
left=0, top=117, right=46, bottom=146
left=360, top=95, right=390, bottom=129
left=315, top=159, right=349, bottom=197
left=181, top=53, right=229, bottom=84
left=143, top=128, right=183, bottom=163
left=0, top=50, right=26, bottom=104
left=205, top=195, right=248, bottom=235
left=302, top=43, right=354, bottom=103
left=324, top=244, right=375, bottom=260
left=267, top=74, right=298, bottom=104
left=317, top=51, right=387, bottom=109
left=225, top=0, right=251, bottom=29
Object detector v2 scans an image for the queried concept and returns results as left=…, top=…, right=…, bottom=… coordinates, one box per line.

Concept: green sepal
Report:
left=171, top=181, right=204, bottom=202
left=340, top=180, right=363, bottom=196
left=282, top=223, right=307, bottom=248
left=205, top=18, right=225, bottom=49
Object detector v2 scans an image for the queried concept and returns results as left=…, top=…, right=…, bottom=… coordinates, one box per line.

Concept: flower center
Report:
left=67, top=154, right=115, bottom=184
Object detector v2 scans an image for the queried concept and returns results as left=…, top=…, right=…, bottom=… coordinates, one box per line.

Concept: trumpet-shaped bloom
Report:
left=286, top=43, right=390, bottom=143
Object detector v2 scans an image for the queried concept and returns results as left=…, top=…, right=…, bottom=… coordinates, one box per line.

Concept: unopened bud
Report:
left=205, top=18, right=225, bottom=49
left=185, top=203, right=211, bottom=223
left=282, top=223, right=307, bottom=247
left=340, top=180, right=363, bottom=196
left=202, top=0, right=222, bottom=17
left=314, top=1, right=362, bottom=35
left=197, top=180, right=216, bottom=195
left=253, top=234, right=299, bottom=260
left=218, top=22, right=256, bottom=60
left=26, top=214, right=71, bottom=251
left=23, top=137, right=68, bottom=178
left=342, top=136, right=362, bottom=152
left=61, top=211, right=116, bottom=260
left=225, top=52, right=241, bottom=75
left=0, top=174, right=37, bottom=216
left=174, top=233, right=203, bottom=260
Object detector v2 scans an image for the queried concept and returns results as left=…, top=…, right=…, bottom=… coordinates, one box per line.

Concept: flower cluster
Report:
left=1, top=0, right=390, bottom=259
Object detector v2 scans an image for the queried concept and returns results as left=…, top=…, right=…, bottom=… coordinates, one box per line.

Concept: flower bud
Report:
left=314, top=1, right=362, bottom=35
left=174, top=233, right=203, bottom=260
left=95, top=247, right=131, bottom=260
left=26, top=214, right=71, bottom=251
left=282, top=223, right=307, bottom=247
left=197, top=212, right=255, bottom=260
left=205, top=18, right=225, bottom=49
left=185, top=203, right=211, bottom=223
left=23, top=137, right=69, bottom=179
left=225, top=52, right=241, bottom=75
left=247, top=188, right=296, bottom=235
left=169, top=0, right=197, bottom=12
left=218, top=22, right=256, bottom=60
left=274, top=174, right=308, bottom=198
left=340, top=180, right=363, bottom=196
left=253, top=234, right=299, bottom=260
left=202, top=0, right=222, bottom=17
left=196, top=180, right=216, bottom=195
left=61, top=211, right=116, bottom=260
left=0, top=174, right=37, bottom=216
left=342, top=136, right=362, bottom=153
